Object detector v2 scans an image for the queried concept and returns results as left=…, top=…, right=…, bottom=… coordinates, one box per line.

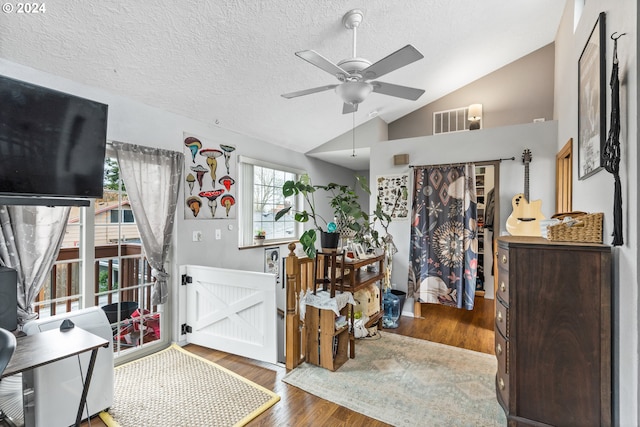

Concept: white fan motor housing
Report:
left=337, top=57, right=372, bottom=76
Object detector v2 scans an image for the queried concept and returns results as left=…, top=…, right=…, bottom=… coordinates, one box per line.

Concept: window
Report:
left=239, top=156, right=303, bottom=246
left=110, top=208, right=135, bottom=223
left=35, top=150, right=164, bottom=357
left=433, top=106, right=471, bottom=134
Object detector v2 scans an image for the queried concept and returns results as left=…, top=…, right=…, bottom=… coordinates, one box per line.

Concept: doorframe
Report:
left=556, top=138, right=573, bottom=213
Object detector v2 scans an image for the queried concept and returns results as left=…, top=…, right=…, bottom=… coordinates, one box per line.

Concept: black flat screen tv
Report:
left=0, top=75, right=108, bottom=205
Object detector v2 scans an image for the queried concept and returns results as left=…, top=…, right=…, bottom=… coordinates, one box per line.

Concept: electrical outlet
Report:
left=192, top=231, right=202, bottom=242
left=215, top=229, right=221, bottom=240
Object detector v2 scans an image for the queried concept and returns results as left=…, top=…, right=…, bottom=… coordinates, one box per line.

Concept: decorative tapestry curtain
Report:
left=112, top=141, right=184, bottom=305
left=407, top=164, right=478, bottom=310
left=0, top=205, right=70, bottom=326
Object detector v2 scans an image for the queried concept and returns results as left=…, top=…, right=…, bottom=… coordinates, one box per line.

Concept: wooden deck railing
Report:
left=36, top=244, right=153, bottom=317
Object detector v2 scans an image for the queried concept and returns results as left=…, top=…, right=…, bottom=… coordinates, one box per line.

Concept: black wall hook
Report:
left=611, top=32, right=627, bottom=41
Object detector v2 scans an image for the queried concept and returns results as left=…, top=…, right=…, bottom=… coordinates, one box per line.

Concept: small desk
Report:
left=2, top=327, right=109, bottom=427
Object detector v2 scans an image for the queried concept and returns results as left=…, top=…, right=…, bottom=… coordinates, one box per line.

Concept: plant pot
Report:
left=254, top=236, right=265, bottom=245
left=320, top=231, right=340, bottom=251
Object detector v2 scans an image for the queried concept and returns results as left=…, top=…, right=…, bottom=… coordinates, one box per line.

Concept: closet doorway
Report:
left=475, top=162, right=499, bottom=299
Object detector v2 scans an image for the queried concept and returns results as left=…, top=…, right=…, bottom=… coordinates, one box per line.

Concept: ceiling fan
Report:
left=281, top=9, right=425, bottom=114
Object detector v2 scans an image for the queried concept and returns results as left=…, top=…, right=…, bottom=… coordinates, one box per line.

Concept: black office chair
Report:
left=0, top=328, right=17, bottom=427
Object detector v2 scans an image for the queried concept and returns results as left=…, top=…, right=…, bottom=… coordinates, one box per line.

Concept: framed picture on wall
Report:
left=264, top=247, right=280, bottom=287
left=578, top=12, right=606, bottom=180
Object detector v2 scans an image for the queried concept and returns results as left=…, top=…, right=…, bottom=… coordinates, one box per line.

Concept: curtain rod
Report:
left=409, top=156, right=515, bottom=169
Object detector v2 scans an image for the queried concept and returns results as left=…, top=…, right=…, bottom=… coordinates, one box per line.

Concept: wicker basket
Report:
left=547, top=212, right=603, bottom=243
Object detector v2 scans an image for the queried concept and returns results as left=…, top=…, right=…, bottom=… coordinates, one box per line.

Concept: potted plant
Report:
left=275, top=174, right=370, bottom=258
left=358, top=199, right=392, bottom=254
left=254, top=229, right=266, bottom=245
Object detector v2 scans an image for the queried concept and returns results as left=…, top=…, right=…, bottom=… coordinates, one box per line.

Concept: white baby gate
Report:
left=180, top=265, right=277, bottom=364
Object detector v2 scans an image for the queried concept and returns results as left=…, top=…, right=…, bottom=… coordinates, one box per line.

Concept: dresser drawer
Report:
left=497, top=246, right=509, bottom=269
left=495, top=300, right=509, bottom=338
left=495, top=332, right=510, bottom=410
left=496, top=268, right=509, bottom=304
left=495, top=328, right=509, bottom=373
left=496, top=366, right=509, bottom=409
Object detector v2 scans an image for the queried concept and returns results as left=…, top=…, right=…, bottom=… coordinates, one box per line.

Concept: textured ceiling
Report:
left=0, top=0, right=565, bottom=164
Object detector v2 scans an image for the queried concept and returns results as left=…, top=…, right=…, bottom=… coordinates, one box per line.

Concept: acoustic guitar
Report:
left=506, top=149, right=545, bottom=236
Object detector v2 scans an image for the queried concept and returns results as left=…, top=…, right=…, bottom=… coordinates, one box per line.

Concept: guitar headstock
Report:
left=522, top=149, right=532, bottom=164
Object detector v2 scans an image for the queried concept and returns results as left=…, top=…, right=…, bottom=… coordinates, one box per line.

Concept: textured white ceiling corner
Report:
left=0, top=0, right=565, bottom=163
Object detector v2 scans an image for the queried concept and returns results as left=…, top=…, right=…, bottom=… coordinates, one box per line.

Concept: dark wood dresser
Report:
left=495, top=236, right=611, bottom=426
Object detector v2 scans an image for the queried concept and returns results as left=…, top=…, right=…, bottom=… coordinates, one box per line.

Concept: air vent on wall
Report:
left=433, top=106, right=469, bottom=134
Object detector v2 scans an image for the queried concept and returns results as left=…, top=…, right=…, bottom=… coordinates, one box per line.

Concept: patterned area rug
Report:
left=282, top=332, right=506, bottom=427
left=99, top=344, right=279, bottom=427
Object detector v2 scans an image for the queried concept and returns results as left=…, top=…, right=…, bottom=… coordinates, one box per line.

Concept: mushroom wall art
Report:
left=183, top=132, right=236, bottom=219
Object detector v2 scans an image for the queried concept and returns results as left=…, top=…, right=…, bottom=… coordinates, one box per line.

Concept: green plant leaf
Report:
left=296, top=181, right=314, bottom=194
left=282, top=180, right=296, bottom=197
left=294, top=211, right=310, bottom=223
left=356, top=175, right=371, bottom=194
left=275, top=206, right=291, bottom=221
left=299, top=229, right=317, bottom=258
left=348, top=222, right=362, bottom=232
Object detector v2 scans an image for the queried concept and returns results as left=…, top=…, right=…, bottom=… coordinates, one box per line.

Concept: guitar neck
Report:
left=524, top=162, right=530, bottom=201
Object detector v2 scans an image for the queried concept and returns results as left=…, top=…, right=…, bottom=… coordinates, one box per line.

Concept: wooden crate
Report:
left=305, top=305, right=349, bottom=371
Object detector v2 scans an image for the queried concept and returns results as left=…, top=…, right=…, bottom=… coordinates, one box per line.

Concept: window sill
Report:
left=238, top=238, right=298, bottom=251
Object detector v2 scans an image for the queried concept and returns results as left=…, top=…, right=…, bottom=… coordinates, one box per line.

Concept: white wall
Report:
left=0, top=58, right=357, bottom=347
left=554, top=1, right=638, bottom=425
left=370, top=120, right=558, bottom=305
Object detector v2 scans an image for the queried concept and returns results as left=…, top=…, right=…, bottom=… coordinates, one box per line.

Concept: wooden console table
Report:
left=2, top=327, right=109, bottom=427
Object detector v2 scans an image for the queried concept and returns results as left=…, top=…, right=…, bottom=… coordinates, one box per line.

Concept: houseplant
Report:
left=357, top=191, right=403, bottom=327
left=275, top=174, right=370, bottom=258
left=254, top=229, right=266, bottom=245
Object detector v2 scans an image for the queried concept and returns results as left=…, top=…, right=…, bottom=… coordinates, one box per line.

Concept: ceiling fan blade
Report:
left=342, top=103, right=358, bottom=114
left=362, top=45, right=424, bottom=80
left=281, top=84, right=338, bottom=99
left=295, top=50, right=349, bottom=79
left=371, top=81, right=425, bottom=101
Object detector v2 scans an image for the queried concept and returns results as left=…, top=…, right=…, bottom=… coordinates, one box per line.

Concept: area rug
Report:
left=99, top=344, right=280, bottom=427
left=282, top=332, right=506, bottom=427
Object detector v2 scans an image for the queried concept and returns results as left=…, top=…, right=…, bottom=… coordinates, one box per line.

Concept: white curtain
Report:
left=0, top=205, right=70, bottom=326
left=112, top=142, right=183, bottom=305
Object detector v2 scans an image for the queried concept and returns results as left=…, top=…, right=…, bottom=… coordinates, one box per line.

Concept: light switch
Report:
left=215, top=229, right=221, bottom=240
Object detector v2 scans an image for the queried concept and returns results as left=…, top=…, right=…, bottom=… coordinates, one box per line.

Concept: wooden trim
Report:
left=555, top=138, right=573, bottom=213
left=414, top=300, right=422, bottom=318
left=285, top=243, right=300, bottom=370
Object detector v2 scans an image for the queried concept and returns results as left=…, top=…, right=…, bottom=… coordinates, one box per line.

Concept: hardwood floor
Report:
left=82, top=296, right=495, bottom=427
left=386, top=295, right=496, bottom=354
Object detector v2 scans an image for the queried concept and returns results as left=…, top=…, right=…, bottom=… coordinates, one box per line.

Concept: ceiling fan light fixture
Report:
left=281, top=9, right=424, bottom=113
left=336, top=81, right=373, bottom=105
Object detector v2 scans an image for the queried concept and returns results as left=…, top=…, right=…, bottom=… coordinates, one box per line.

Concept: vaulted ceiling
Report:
left=0, top=1, right=565, bottom=163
